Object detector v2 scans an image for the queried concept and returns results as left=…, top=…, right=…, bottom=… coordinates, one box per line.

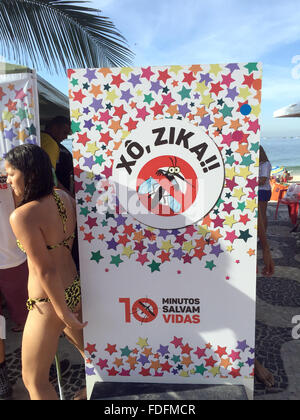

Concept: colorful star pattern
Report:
left=84, top=337, right=254, bottom=380
left=0, top=75, right=39, bottom=171
left=68, top=63, right=262, bottom=275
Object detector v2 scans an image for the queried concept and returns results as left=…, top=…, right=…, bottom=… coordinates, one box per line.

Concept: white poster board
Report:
left=68, top=63, right=262, bottom=399
left=0, top=70, right=40, bottom=175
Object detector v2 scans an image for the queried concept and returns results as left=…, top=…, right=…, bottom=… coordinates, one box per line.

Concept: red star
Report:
left=247, top=119, right=260, bottom=133
left=74, top=180, right=83, bottom=194
left=193, top=248, right=206, bottom=260
left=136, top=253, right=149, bottom=266
left=118, top=234, right=130, bottom=246
left=99, top=110, right=112, bottom=125
left=141, top=66, right=155, bottom=80
left=85, top=216, right=98, bottom=229
left=211, top=215, right=225, bottom=228
left=194, top=347, right=207, bottom=359
left=161, top=92, right=175, bottom=107
left=215, top=346, right=228, bottom=358
left=73, top=89, right=86, bottom=103
left=158, top=69, right=171, bottom=84
left=229, top=368, right=241, bottom=378
left=125, top=117, right=138, bottom=131
left=111, top=73, right=125, bottom=88
left=0, top=87, right=5, bottom=100
left=210, top=81, right=223, bottom=96
left=243, top=73, right=255, bottom=88
left=113, top=104, right=127, bottom=119
left=239, top=214, right=251, bottom=225
left=99, top=131, right=112, bottom=145
left=222, top=202, right=235, bottom=214
left=160, top=361, right=172, bottom=372
left=105, top=343, right=117, bottom=355
left=85, top=343, right=97, bottom=354
left=84, top=232, right=95, bottom=243
left=225, top=230, right=238, bottom=244
left=157, top=251, right=170, bottom=263
left=205, top=356, right=217, bottom=367
left=221, top=73, right=235, bottom=87
left=140, top=367, right=151, bottom=376
left=77, top=132, right=91, bottom=146
left=182, top=71, right=196, bottom=85
left=5, top=99, right=17, bottom=112
left=150, top=101, right=165, bottom=116
left=229, top=350, right=241, bottom=362
left=181, top=343, right=193, bottom=355
left=246, top=177, right=258, bottom=190
left=123, top=224, right=135, bottom=236
left=107, top=367, right=118, bottom=376
left=170, top=336, right=183, bottom=348
left=96, top=358, right=108, bottom=370
left=225, top=178, right=238, bottom=191
left=67, top=69, right=76, bottom=78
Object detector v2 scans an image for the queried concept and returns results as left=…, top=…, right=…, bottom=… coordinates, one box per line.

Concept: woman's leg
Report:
left=63, top=306, right=85, bottom=359
left=22, top=303, right=65, bottom=400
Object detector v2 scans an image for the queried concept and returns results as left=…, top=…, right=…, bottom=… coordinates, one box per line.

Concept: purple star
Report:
left=178, top=103, right=190, bottom=117
left=83, top=155, right=94, bottom=169
left=115, top=214, right=127, bottom=226
left=120, top=88, right=134, bottom=102
left=4, top=128, right=16, bottom=141
left=83, top=107, right=90, bottom=115
left=151, top=80, right=162, bottom=94
left=246, top=358, right=255, bottom=367
left=157, top=345, right=169, bottom=357
left=106, top=238, right=119, bottom=250
left=84, top=68, right=97, bottom=82
left=138, top=354, right=149, bottom=366
left=172, top=247, right=184, bottom=260
left=147, top=242, right=159, bottom=255
left=84, top=119, right=94, bottom=130
left=158, top=229, right=170, bottom=239
left=85, top=366, right=96, bottom=376
left=236, top=340, right=249, bottom=352
left=199, top=73, right=212, bottom=85
left=227, top=87, right=239, bottom=101
left=200, top=114, right=213, bottom=129
left=210, top=244, right=224, bottom=258
left=128, top=73, right=141, bottom=87
left=226, top=63, right=240, bottom=73
left=91, top=97, right=103, bottom=111
left=171, top=229, right=180, bottom=236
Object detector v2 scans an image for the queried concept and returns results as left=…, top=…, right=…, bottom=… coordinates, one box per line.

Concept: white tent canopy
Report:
left=0, top=61, right=69, bottom=126
left=273, top=102, right=300, bottom=118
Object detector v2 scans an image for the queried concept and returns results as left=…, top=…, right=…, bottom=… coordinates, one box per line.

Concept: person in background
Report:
left=41, top=116, right=74, bottom=196
left=5, top=144, right=87, bottom=400
left=0, top=170, right=29, bottom=399
left=258, top=146, right=272, bottom=233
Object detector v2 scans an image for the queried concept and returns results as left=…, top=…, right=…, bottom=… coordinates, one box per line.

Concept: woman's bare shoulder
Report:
left=10, top=198, right=48, bottom=227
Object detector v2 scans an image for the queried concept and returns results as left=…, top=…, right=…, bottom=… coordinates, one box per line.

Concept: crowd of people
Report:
left=0, top=119, right=275, bottom=400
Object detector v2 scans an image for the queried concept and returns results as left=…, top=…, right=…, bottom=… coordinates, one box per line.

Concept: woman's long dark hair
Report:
left=5, top=144, right=54, bottom=206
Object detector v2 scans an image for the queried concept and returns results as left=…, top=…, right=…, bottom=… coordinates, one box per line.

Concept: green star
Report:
left=16, top=108, right=27, bottom=121
left=26, top=123, right=36, bottom=136
left=225, top=155, right=235, bottom=166
left=85, top=182, right=96, bottom=196
left=110, top=254, right=123, bottom=267
left=95, top=154, right=105, bottom=165
left=101, top=220, right=108, bottom=227
left=71, top=120, right=81, bottom=133
left=70, top=78, right=79, bottom=86
left=195, top=364, right=207, bottom=375
left=250, top=142, right=260, bottom=153
left=240, top=155, right=255, bottom=166
left=95, top=124, right=103, bottom=131
left=172, top=355, right=181, bottom=364
left=148, top=260, right=161, bottom=273
left=237, top=201, right=246, bottom=212
left=220, top=104, right=233, bottom=118
left=90, top=250, right=104, bottom=263
left=120, top=346, right=132, bottom=357
left=178, top=85, right=191, bottom=100
left=238, top=229, right=252, bottom=242
left=205, top=260, right=216, bottom=271
left=215, top=198, right=225, bottom=208
left=244, top=62, right=258, bottom=74
left=143, top=93, right=154, bottom=104
left=80, top=207, right=90, bottom=216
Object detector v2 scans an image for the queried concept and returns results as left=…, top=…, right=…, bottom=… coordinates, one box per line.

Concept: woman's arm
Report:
left=9, top=206, right=86, bottom=330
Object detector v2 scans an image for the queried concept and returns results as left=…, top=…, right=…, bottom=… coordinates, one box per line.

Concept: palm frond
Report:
left=0, top=0, right=134, bottom=73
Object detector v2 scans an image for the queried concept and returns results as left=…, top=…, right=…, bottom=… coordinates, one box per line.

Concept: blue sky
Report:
left=42, top=0, right=300, bottom=137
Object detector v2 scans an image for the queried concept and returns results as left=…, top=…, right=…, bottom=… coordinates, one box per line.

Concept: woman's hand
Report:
left=61, top=311, right=88, bottom=330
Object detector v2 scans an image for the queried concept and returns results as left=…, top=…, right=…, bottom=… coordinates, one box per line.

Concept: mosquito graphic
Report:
left=138, top=157, right=194, bottom=213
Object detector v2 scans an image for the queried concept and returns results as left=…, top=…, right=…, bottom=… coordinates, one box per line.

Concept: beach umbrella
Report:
left=271, top=166, right=285, bottom=176
left=273, top=103, right=300, bottom=118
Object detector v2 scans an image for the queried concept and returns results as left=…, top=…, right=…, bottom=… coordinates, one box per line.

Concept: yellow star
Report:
left=225, top=167, right=237, bottom=180
left=237, top=167, right=252, bottom=179
left=106, top=88, right=119, bottom=103
left=136, top=89, right=143, bottom=96
left=182, top=240, right=195, bottom=253
left=2, top=110, right=13, bottom=122
left=86, top=142, right=99, bottom=155
left=161, top=240, right=173, bottom=252
left=179, top=370, right=189, bottom=378
left=120, top=67, right=134, bottom=77
left=246, top=199, right=257, bottom=212
left=71, top=108, right=82, bottom=120
left=209, top=366, right=221, bottom=377
left=121, top=130, right=130, bottom=139
left=169, top=65, right=183, bottom=75
left=251, top=104, right=261, bottom=117
left=224, top=215, right=237, bottom=228
left=209, top=64, right=222, bottom=76
left=239, top=86, right=251, bottom=100
left=201, top=93, right=214, bottom=107
left=136, top=337, right=148, bottom=348
left=226, top=245, right=234, bottom=252
left=232, top=187, right=245, bottom=200
left=122, top=246, right=134, bottom=258
left=195, top=81, right=208, bottom=95
left=197, top=225, right=209, bottom=237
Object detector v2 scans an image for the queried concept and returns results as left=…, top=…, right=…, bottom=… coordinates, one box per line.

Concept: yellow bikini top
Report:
left=17, top=190, right=75, bottom=253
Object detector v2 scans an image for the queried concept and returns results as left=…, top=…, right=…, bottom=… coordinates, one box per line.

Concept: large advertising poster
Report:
left=0, top=71, right=40, bottom=175
left=68, top=63, right=262, bottom=398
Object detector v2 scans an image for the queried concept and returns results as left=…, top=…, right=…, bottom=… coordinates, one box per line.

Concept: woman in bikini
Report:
left=5, top=144, right=87, bottom=400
